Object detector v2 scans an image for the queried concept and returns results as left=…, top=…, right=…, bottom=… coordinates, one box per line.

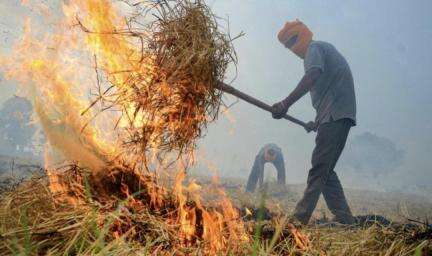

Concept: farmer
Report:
left=245, top=143, right=286, bottom=193
left=271, top=20, right=356, bottom=225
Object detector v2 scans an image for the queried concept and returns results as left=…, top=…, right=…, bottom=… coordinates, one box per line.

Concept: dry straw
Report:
left=81, top=0, right=241, bottom=166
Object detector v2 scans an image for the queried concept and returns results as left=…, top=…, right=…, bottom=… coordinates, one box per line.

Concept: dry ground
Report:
left=210, top=176, right=432, bottom=224
left=1, top=162, right=431, bottom=255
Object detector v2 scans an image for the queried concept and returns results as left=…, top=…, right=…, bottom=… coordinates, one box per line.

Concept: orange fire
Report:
left=0, top=0, right=249, bottom=253
left=174, top=170, right=249, bottom=251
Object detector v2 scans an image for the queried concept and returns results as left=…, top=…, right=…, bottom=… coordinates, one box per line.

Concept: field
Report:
left=1, top=162, right=431, bottom=255
left=214, top=176, right=432, bottom=223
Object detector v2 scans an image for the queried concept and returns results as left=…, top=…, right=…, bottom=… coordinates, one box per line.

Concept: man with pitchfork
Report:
left=272, top=20, right=357, bottom=225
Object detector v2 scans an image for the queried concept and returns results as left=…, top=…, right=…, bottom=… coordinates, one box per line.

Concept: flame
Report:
left=173, top=170, right=248, bottom=252
left=1, top=14, right=118, bottom=173
left=0, top=0, right=250, bottom=253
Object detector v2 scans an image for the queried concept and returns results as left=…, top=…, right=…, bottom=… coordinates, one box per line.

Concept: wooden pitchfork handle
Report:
left=217, top=82, right=313, bottom=132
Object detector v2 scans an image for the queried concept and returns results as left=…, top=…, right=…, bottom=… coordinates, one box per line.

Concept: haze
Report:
left=1, top=0, right=431, bottom=191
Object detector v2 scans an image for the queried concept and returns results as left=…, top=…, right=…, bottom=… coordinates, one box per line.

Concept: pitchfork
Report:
left=217, top=82, right=314, bottom=133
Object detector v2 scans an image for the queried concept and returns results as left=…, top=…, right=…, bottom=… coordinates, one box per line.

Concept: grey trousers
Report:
left=294, top=118, right=355, bottom=224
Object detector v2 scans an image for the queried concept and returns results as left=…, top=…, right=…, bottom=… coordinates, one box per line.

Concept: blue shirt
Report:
left=304, top=41, right=357, bottom=126
left=257, top=143, right=282, bottom=162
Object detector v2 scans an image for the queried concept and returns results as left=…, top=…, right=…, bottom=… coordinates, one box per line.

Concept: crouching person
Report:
left=246, top=143, right=286, bottom=192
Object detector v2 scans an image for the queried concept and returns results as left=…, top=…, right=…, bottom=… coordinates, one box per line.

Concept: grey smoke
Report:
left=340, top=132, right=405, bottom=177
left=0, top=96, right=43, bottom=159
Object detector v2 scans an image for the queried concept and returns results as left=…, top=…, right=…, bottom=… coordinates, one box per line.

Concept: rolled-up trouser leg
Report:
left=246, top=156, right=264, bottom=192
left=293, top=118, right=354, bottom=224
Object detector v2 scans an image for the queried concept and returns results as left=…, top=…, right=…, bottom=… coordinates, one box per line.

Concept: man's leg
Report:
left=322, top=171, right=355, bottom=224
left=246, top=156, right=264, bottom=192
left=320, top=119, right=355, bottom=223
left=322, top=119, right=354, bottom=224
left=293, top=119, right=353, bottom=224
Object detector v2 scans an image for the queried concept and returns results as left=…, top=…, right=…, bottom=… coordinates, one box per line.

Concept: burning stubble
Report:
left=0, top=0, right=251, bottom=253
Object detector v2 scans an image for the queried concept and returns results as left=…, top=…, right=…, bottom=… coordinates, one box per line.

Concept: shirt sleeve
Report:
left=304, top=43, right=325, bottom=73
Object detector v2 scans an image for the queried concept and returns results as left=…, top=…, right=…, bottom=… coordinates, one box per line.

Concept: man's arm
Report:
left=245, top=154, right=265, bottom=192
left=272, top=67, right=322, bottom=119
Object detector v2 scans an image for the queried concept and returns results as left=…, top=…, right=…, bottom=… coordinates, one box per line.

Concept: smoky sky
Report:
left=340, top=132, right=405, bottom=177
left=1, top=0, right=432, bottom=188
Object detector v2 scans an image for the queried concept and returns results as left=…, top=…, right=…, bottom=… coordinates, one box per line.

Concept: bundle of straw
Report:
left=85, top=0, right=240, bottom=163
left=144, top=0, right=236, bottom=152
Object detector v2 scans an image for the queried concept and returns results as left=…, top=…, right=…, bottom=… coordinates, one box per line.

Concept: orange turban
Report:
left=277, top=20, right=313, bottom=58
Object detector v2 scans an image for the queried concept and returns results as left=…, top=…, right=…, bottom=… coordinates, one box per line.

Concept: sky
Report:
left=1, top=0, right=431, bottom=189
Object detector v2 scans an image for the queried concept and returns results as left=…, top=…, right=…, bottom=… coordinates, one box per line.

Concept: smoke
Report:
left=340, top=132, right=405, bottom=177
left=0, top=96, right=39, bottom=158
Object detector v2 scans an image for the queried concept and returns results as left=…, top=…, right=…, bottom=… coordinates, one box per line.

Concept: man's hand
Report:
left=272, top=68, right=322, bottom=120
left=304, top=121, right=317, bottom=133
left=272, top=101, right=289, bottom=119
